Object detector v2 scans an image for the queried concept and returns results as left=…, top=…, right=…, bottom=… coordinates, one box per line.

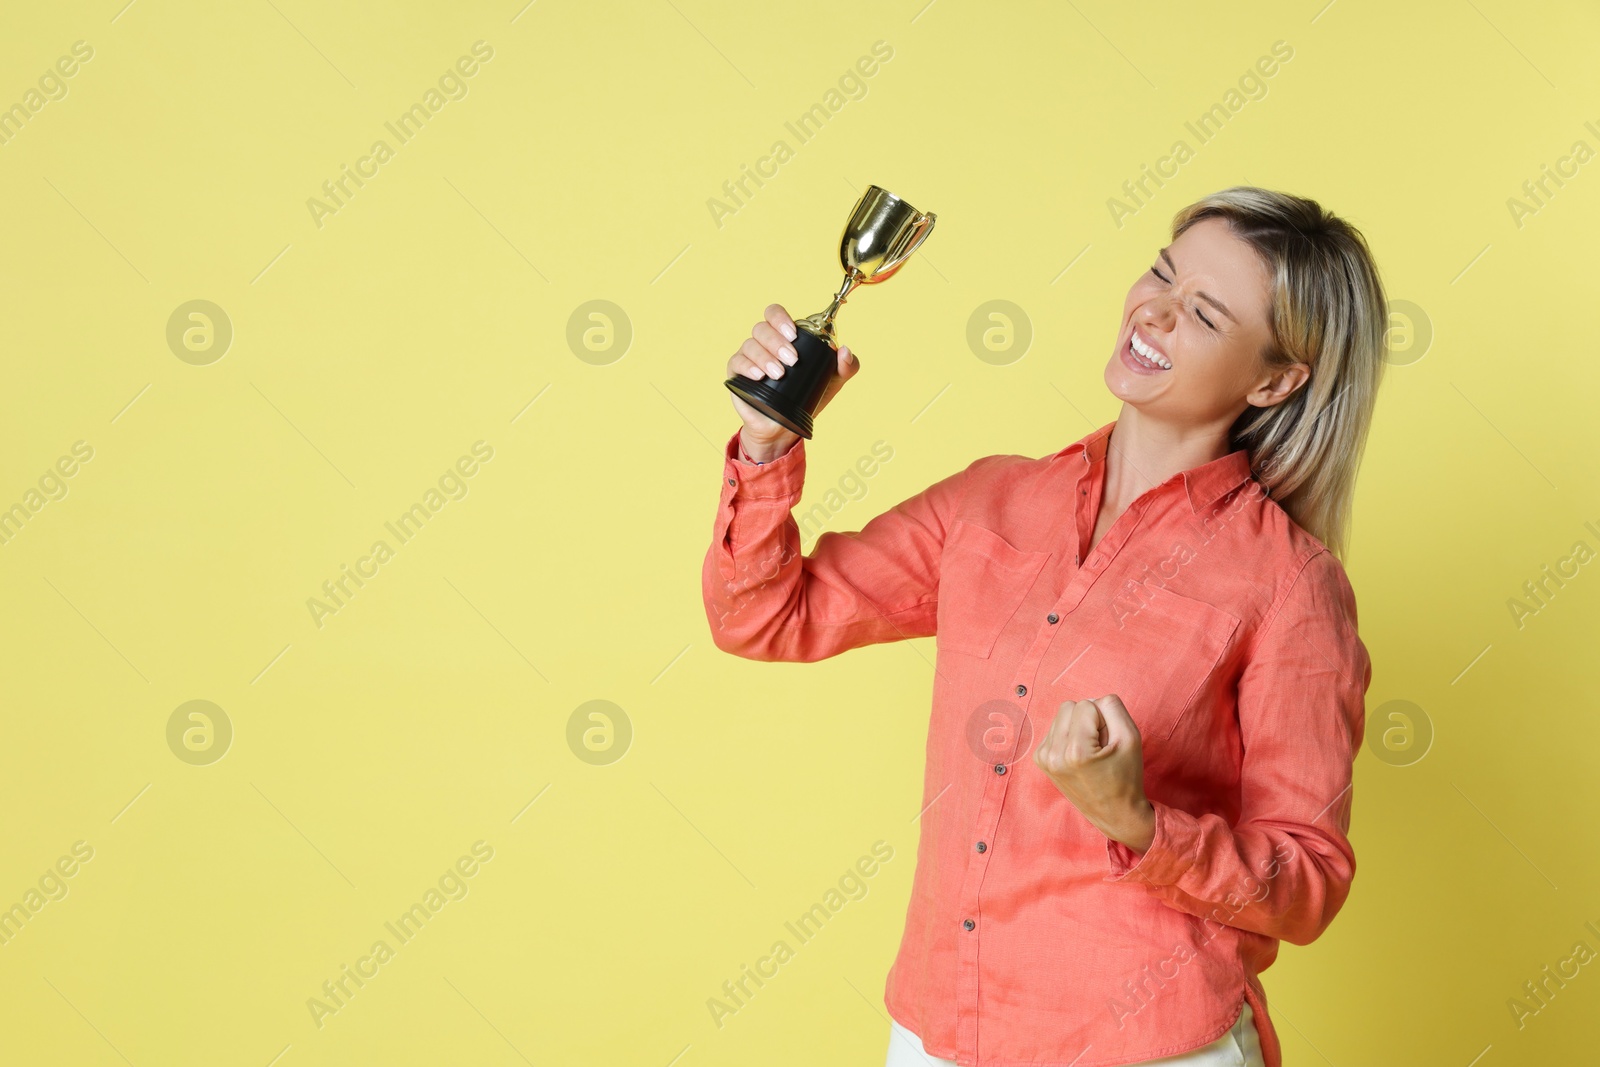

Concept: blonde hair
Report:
left=1170, top=186, right=1388, bottom=560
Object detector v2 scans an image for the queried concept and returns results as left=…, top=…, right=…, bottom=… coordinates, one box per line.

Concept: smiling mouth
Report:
left=1126, top=328, right=1172, bottom=371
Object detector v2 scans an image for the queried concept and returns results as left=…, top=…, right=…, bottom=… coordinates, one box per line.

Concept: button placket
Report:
left=954, top=489, right=1149, bottom=1065
left=956, top=649, right=1059, bottom=1060
left=957, top=586, right=1080, bottom=1054
left=956, top=670, right=1037, bottom=1062
left=957, top=755, right=1004, bottom=1058
left=1033, top=501, right=1156, bottom=695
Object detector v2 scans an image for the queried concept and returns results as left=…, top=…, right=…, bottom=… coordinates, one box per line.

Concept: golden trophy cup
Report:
left=724, top=184, right=936, bottom=439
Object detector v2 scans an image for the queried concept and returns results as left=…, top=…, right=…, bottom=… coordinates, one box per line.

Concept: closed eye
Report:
left=1149, top=266, right=1217, bottom=331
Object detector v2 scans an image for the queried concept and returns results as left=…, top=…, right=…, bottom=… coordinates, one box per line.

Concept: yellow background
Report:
left=1, top=0, right=1596, bottom=1064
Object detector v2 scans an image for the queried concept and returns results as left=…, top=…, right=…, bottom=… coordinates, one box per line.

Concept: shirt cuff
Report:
left=713, top=429, right=805, bottom=583
left=1103, top=799, right=1200, bottom=886
left=722, top=429, right=804, bottom=502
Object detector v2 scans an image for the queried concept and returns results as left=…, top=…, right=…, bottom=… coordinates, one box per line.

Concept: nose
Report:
left=1135, top=301, right=1176, bottom=336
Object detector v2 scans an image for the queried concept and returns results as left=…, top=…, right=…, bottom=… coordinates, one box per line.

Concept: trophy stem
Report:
left=798, top=270, right=863, bottom=344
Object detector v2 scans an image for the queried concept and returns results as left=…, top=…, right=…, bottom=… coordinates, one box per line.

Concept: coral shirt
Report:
left=702, top=419, right=1371, bottom=1067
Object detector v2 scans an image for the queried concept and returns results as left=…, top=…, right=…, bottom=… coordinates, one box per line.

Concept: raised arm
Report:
left=1101, top=548, right=1372, bottom=946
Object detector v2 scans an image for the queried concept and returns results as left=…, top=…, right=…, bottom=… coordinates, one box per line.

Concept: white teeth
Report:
left=1130, top=331, right=1171, bottom=369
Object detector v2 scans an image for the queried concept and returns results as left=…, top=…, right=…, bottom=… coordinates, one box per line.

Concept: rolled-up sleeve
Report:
left=702, top=429, right=972, bottom=663
left=1103, top=548, right=1371, bottom=947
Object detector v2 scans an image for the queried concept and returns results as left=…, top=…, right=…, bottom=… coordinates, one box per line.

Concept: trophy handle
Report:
left=873, top=212, right=936, bottom=281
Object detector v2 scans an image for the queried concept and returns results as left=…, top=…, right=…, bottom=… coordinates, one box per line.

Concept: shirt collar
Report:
left=1056, top=419, right=1256, bottom=515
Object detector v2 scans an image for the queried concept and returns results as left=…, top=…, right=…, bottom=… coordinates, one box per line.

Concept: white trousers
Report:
left=884, top=1000, right=1264, bottom=1067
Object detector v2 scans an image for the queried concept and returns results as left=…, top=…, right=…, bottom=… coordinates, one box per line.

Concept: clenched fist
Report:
left=1033, top=696, right=1156, bottom=853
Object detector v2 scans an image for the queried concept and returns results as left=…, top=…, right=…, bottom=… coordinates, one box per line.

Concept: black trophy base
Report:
left=723, top=324, right=837, bottom=440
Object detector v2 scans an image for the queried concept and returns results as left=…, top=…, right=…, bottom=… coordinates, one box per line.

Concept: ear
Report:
left=1244, top=359, right=1309, bottom=409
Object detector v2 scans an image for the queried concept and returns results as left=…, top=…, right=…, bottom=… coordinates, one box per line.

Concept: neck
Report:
left=1101, top=406, right=1237, bottom=511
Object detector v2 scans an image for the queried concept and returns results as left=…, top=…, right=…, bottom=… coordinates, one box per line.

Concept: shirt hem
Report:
left=883, top=989, right=1264, bottom=1067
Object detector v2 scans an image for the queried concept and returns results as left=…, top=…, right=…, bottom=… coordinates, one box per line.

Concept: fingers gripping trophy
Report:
left=724, top=186, right=936, bottom=440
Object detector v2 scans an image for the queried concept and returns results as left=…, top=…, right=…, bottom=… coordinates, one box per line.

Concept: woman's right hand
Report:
left=727, top=302, right=860, bottom=463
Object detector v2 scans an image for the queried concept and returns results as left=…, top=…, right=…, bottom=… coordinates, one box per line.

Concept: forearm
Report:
left=1107, top=800, right=1354, bottom=946
left=705, top=432, right=809, bottom=658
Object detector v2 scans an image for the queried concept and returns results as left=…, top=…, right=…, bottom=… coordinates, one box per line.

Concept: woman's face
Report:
left=1104, top=216, right=1300, bottom=426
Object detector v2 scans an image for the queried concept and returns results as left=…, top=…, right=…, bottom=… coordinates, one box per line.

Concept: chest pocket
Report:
left=936, top=519, right=1052, bottom=659
left=1056, top=585, right=1241, bottom=742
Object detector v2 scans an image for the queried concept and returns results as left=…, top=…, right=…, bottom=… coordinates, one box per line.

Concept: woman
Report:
left=702, top=187, right=1384, bottom=1067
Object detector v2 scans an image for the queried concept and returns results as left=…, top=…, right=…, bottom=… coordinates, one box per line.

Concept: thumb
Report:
left=817, top=345, right=859, bottom=414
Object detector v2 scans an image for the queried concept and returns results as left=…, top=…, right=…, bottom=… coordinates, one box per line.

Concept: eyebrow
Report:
left=1159, top=247, right=1236, bottom=323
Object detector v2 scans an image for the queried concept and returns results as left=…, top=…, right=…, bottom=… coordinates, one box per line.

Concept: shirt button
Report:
left=976, top=841, right=987, bottom=852
left=727, top=477, right=736, bottom=486
left=1047, top=613, right=1059, bottom=624
left=994, top=763, right=1007, bottom=775
left=963, top=919, right=975, bottom=931
left=1015, top=684, right=1026, bottom=696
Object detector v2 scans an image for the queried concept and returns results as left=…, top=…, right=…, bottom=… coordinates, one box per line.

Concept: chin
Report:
left=1102, top=356, right=1141, bottom=404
